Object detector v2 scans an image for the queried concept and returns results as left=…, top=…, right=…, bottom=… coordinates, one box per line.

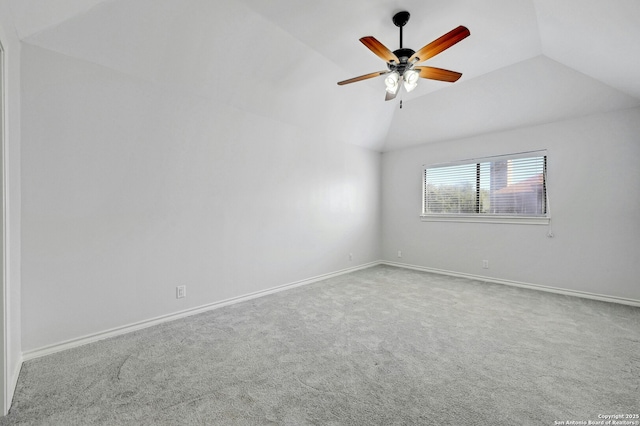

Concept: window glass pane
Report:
left=425, top=164, right=477, bottom=213
left=423, top=153, right=547, bottom=217
left=484, top=157, right=546, bottom=215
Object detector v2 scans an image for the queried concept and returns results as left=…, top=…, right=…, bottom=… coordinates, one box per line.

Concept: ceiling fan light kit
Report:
left=338, top=11, right=470, bottom=101
left=385, top=72, right=400, bottom=93
left=403, top=69, right=419, bottom=92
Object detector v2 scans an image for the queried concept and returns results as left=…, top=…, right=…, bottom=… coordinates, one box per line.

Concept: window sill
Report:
left=420, top=214, right=550, bottom=225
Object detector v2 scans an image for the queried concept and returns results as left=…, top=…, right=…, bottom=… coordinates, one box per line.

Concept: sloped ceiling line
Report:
left=8, top=0, right=640, bottom=152
left=8, top=0, right=114, bottom=40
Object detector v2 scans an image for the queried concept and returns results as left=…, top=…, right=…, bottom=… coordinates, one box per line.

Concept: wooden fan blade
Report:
left=385, top=89, right=399, bottom=101
left=415, top=66, right=463, bottom=82
left=360, top=36, right=400, bottom=64
left=337, top=71, right=387, bottom=86
left=409, top=26, right=470, bottom=63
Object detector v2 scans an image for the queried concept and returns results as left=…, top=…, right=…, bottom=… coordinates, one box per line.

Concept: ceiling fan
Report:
left=337, top=11, right=470, bottom=101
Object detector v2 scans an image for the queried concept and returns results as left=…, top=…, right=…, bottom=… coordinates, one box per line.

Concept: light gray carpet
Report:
left=2, top=265, right=639, bottom=425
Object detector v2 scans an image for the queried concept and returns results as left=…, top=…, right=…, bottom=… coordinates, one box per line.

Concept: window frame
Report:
left=420, top=150, right=550, bottom=225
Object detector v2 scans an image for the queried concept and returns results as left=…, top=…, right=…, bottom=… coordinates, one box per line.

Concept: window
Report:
left=421, top=151, right=549, bottom=224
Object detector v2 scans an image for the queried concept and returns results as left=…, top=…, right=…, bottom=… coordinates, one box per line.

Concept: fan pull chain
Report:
left=400, top=100, right=403, bottom=109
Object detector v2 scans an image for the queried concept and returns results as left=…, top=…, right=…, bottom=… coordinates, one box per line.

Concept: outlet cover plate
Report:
left=176, top=285, right=186, bottom=299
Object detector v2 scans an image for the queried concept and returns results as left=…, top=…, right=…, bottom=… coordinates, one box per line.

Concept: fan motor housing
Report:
left=389, top=48, right=415, bottom=75
left=393, top=48, right=415, bottom=63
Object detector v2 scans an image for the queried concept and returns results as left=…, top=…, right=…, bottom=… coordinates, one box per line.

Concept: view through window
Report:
left=422, top=151, right=548, bottom=219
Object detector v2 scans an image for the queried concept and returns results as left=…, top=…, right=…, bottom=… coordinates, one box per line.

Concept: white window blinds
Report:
left=423, top=152, right=548, bottom=218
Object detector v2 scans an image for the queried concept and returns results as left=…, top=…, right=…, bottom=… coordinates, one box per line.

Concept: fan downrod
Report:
left=392, top=11, right=411, bottom=52
left=390, top=11, right=414, bottom=65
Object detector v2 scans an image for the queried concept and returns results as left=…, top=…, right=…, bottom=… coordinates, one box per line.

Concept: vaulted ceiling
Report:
left=5, top=0, right=640, bottom=151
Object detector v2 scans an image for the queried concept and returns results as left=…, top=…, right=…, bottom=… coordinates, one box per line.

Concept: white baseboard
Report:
left=22, top=261, right=380, bottom=362
left=382, top=260, right=640, bottom=308
left=5, top=355, right=21, bottom=412
left=21, top=259, right=640, bottom=362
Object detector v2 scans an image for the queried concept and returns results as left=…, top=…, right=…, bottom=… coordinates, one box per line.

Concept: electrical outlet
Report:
left=176, top=285, right=186, bottom=299
left=349, top=253, right=353, bottom=261
left=398, top=250, right=402, bottom=258
left=482, top=260, right=489, bottom=269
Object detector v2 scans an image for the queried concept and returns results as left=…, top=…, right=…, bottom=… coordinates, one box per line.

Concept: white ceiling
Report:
left=5, top=0, right=640, bottom=151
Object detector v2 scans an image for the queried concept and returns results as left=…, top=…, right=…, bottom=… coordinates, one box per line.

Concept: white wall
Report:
left=0, top=0, right=21, bottom=413
left=20, top=44, right=381, bottom=352
left=382, top=107, right=640, bottom=301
